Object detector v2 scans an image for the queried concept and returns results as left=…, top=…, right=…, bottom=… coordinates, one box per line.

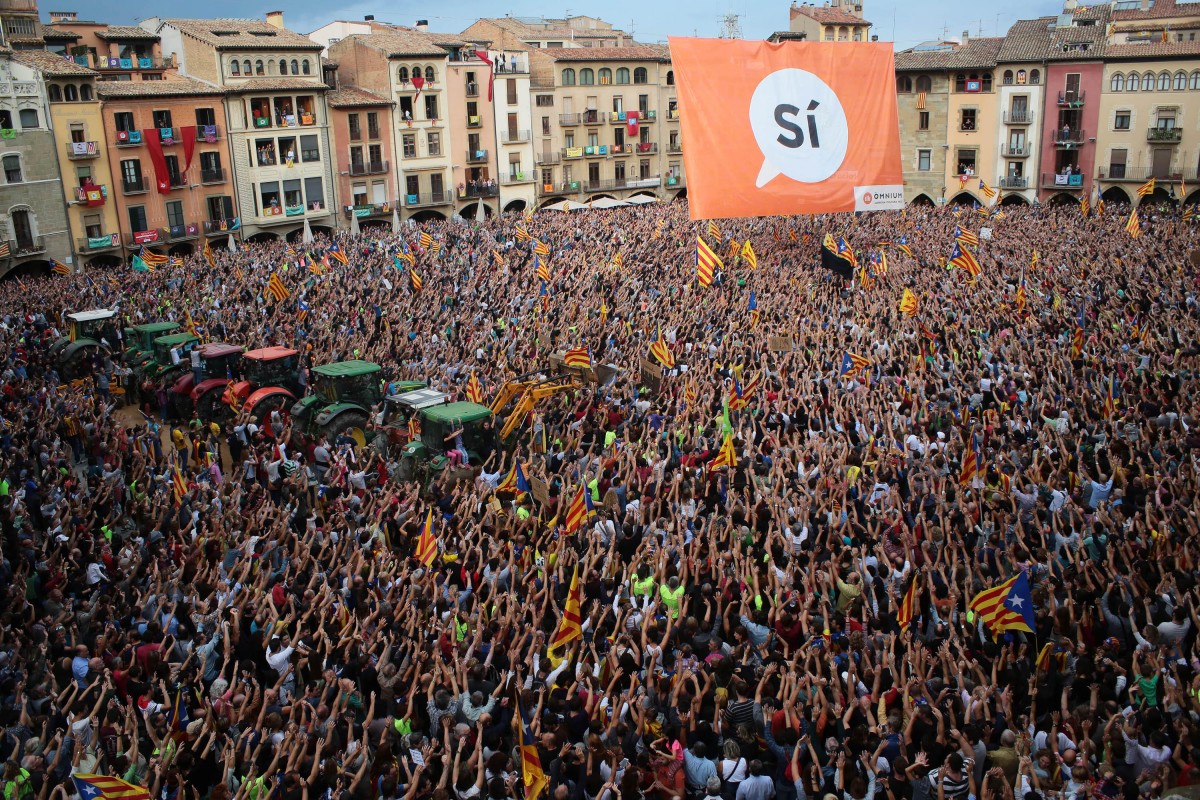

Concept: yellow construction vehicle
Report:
left=491, top=353, right=620, bottom=442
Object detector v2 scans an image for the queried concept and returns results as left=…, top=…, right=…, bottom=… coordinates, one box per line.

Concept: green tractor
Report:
left=141, top=332, right=201, bottom=395
left=396, top=401, right=496, bottom=483
left=50, top=309, right=118, bottom=380
left=123, top=321, right=180, bottom=371
left=291, top=360, right=387, bottom=447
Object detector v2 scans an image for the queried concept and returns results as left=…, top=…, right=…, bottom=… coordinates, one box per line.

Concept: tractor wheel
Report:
left=196, top=388, right=233, bottom=424
left=249, top=393, right=291, bottom=427
left=59, top=346, right=95, bottom=380
left=322, top=410, right=369, bottom=448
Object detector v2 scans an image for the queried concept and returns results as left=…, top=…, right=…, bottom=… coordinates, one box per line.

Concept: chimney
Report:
left=265, top=10, right=284, bottom=29
left=961, top=29, right=970, bottom=44
left=415, top=19, right=429, bottom=32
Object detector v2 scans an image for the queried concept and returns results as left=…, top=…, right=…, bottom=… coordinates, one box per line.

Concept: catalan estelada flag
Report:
left=958, top=433, right=981, bottom=486
left=466, top=371, right=483, bottom=404
left=1015, top=276, right=1027, bottom=312
left=563, top=346, right=591, bottom=369
left=696, top=236, right=721, bottom=287
left=416, top=509, right=438, bottom=567
left=326, top=241, right=348, bottom=265
left=73, top=775, right=150, bottom=800
left=1137, top=177, right=1155, bottom=197
left=895, top=235, right=913, bottom=257
left=535, top=255, right=550, bottom=282
left=897, top=577, right=918, bottom=629
left=564, top=483, right=589, bottom=534
left=139, top=246, right=168, bottom=266
left=836, top=236, right=859, bottom=268
left=1103, top=374, right=1118, bottom=418
left=899, top=288, right=919, bottom=316
left=266, top=272, right=289, bottom=302
left=649, top=324, right=674, bottom=368
left=203, top=238, right=216, bottom=269
left=1080, top=193, right=1090, bottom=218
left=514, top=222, right=532, bottom=242
left=611, top=251, right=624, bottom=270
left=954, top=226, right=979, bottom=248
left=171, top=464, right=188, bottom=506
left=533, top=239, right=550, bottom=257
left=1126, top=208, right=1142, bottom=239
left=748, top=291, right=760, bottom=326
left=516, top=696, right=549, bottom=800
left=740, top=240, right=757, bottom=269
left=707, top=219, right=720, bottom=240
left=418, top=231, right=434, bottom=249
left=707, top=432, right=738, bottom=472
left=949, top=242, right=982, bottom=278
left=839, top=351, right=871, bottom=379
left=547, top=563, right=584, bottom=654
left=492, top=249, right=505, bottom=268
left=978, top=179, right=996, bottom=199
left=52, top=259, right=71, bottom=275
left=969, top=571, right=1035, bottom=636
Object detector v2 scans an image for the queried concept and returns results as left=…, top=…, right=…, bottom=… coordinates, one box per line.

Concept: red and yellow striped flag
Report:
left=547, top=564, right=583, bottom=654
left=465, top=372, right=483, bottom=404
left=696, top=237, right=721, bottom=287
left=416, top=509, right=438, bottom=567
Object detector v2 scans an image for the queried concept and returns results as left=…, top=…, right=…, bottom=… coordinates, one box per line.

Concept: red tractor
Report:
left=169, top=342, right=245, bottom=422
left=225, top=346, right=303, bottom=423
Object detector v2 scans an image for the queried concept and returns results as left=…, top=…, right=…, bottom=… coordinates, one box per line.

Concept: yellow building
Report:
left=16, top=50, right=121, bottom=268
left=787, top=0, right=872, bottom=42
left=942, top=38, right=1004, bottom=205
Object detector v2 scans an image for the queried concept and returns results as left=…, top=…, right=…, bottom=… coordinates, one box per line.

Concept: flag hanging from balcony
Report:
left=142, top=128, right=171, bottom=193
left=411, top=74, right=425, bottom=100
left=180, top=125, right=197, bottom=175
left=473, top=50, right=495, bottom=101
left=626, top=110, right=639, bottom=136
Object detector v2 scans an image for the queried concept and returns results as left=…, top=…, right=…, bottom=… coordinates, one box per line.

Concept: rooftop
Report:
left=96, top=25, right=159, bottom=41
left=96, top=76, right=223, bottom=98
left=162, top=18, right=321, bottom=51
left=41, top=26, right=79, bottom=39
left=538, top=44, right=670, bottom=62
left=1113, top=0, right=1200, bottom=21
left=343, top=30, right=455, bottom=59
left=996, top=17, right=1056, bottom=63
left=477, top=16, right=627, bottom=41
left=326, top=85, right=392, bottom=107
left=224, top=77, right=329, bottom=93
left=790, top=4, right=869, bottom=25
left=1104, top=39, right=1200, bottom=58
left=12, top=49, right=95, bottom=76
left=894, top=36, right=1003, bottom=71
left=1045, top=19, right=1108, bottom=61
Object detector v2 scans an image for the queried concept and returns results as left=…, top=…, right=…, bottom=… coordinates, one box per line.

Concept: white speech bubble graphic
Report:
left=749, top=68, right=849, bottom=188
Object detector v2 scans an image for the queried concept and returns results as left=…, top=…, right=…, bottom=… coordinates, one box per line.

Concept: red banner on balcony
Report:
left=626, top=110, right=639, bottom=137
left=180, top=125, right=197, bottom=175
left=668, top=37, right=903, bottom=218
left=473, top=50, right=494, bottom=101
left=134, top=229, right=159, bottom=244
left=142, top=128, right=170, bottom=193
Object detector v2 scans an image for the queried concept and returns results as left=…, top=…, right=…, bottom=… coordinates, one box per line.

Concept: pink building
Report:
left=1038, top=60, right=1104, bottom=203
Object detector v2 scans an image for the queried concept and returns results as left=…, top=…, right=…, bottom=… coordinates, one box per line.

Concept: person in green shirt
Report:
left=632, top=564, right=656, bottom=599
left=659, top=575, right=686, bottom=619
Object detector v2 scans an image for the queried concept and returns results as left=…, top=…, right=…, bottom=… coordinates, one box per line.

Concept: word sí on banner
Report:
left=669, top=37, right=903, bottom=219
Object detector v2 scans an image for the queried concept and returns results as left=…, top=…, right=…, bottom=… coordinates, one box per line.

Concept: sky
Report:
left=70, top=0, right=1066, bottom=51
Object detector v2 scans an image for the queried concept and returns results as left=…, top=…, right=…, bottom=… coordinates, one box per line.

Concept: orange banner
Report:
left=669, top=38, right=903, bottom=219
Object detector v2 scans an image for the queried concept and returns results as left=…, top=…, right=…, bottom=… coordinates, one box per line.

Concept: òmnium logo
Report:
left=854, top=185, right=904, bottom=211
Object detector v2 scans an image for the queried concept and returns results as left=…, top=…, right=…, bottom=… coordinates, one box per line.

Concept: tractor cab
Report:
left=378, top=387, right=451, bottom=427
left=243, top=347, right=302, bottom=394
left=196, top=343, right=244, bottom=381
left=67, top=309, right=117, bottom=343
left=146, top=332, right=200, bottom=381
left=52, top=309, right=118, bottom=379
left=125, top=321, right=180, bottom=364
left=402, top=401, right=496, bottom=472
left=292, top=360, right=384, bottom=446
left=310, top=360, right=382, bottom=407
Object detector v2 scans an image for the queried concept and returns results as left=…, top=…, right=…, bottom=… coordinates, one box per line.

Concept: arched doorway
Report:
left=1000, top=193, right=1029, bottom=206
left=360, top=220, right=391, bottom=235
left=1183, top=190, right=1200, bottom=207
left=503, top=199, right=528, bottom=215
left=247, top=232, right=279, bottom=244
left=168, top=243, right=194, bottom=256
left=1139, top=187, right=1176, bottom=206
left=909, top=193, right=935, bottom=206
left=458, top=201, right=494, bottom=218
left=85, top=254, right=123, bottom=270
left=309, top=225, right=334, bottom=238
left=948, top=192, right=980, bottom=206
left=673, top=187, right=688, bottom=200
left=1101, top=186, right=1131, bottom=206
left=537, top=197, right=569, bottom=211
left=409, top=210, right=446, bottom=223
left=1046, top=192, right=1077, bottom=207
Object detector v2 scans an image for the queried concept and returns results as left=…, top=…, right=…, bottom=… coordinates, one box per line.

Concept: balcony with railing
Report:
left=466, top=116, right=482, bottom=129
left=122, top=177, right=147, bottom=194
left=168, top=174, right=188, bottom=190
left=665, top=174, right=685, bottom=188
left=367, top=125, right=380, bottom=139
left=581, top=110, right=607, bottom=124
left=562, top=146, right=584, bottom=159
left=348, top=127, right=362, bottom=141
left=1041, top=172, right=1085, bottom=189
left=632, top=142, right=659, bottom=154
left=667, top=109, right=680, bottom=121
left=165, top=223, right=200, bottom=242
left=195, top=123, right=221, bottom=143
left=1000, top=144, right=1029, bottom=158
left=465, top=82, right=479, bottom=97
left=1053, top=128, right=1085, bottom=146
left=65, top=141, right=100, bottom=160
left=1098, top=165, right=1184, bottom=182
left=466, top=149, right=488, bottom=163
left=75, top=185, right=107, bottom=205
left=1002, top=111, right=1032, bottom=125
left=1057, top=90, right=1085, bottom=106
left=998, top=176, right=1028, bottom=189
left=200, top=167, right=225, bottom=184
left=343, top=202, right=395, bottom=218
left=404, top=192, right=452, bottom=207
left=93, top=55, right=173, bottom=71
left=203, top=219, right=239, bottom=234
left=500, top=173, right=536, bottom=185
left=560, top=113, right=581, bottom=125
left=500, top=129, right=531, bottom=144
left=125, top=230, right=164, bottom=248
left=668, top=142, right=683, bottom=154
left=78, top=234, right=121, bottom=252
left=458, top=183, right=499, bottom=199
left=115, top=130, right=143, bottom=147
left=349, top=160, right=389, bottom=176
left=1148, top=127, right=1182, bottom=144
left=536, top=151, right=560, bottom=165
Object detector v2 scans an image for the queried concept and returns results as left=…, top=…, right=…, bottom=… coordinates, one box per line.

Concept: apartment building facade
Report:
left=146, top=14, right=336, bottom=241
left=786, top=0, right=872, bottom=42
left=326, top=86, right=395, bottom=227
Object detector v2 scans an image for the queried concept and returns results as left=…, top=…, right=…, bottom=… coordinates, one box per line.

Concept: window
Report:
left=1156, top=114, right=1176, bottom=129
left=200, top=151, right=221, bottom=179
left=405, top=175, right=419, bottom=198
left=853, top=28, right=862, bottom=41
left=1144, top=72, right=1155, bottom=90
left=243, top=59, right=251, bottom=75
left=230, top=60, right=240, bottom=75
left=838, top=25, right=849, bottom=40
left=1109, top=148, right=1127, bottom=179
left=580, top=68, right=594, bottom=85
left=1192, top=71, right=1200, bottom=90
left=917, top=149, right=931, bottom=171
left=2, top=155, right=20, bottom=183
left=196, top=108, right=216, bottom=127
left=279, top=59, right=288, bottom=75
left=283, top=178, right=302, bottom=209
left=208, top=195, right=234, bottom=221
left=1128, top=72, right=1141, bottom=91
left=1003, top=69, right=1014, bottom=85
left=535, top=94, right=554, bottom=107
left=349, top=146, right=363, bottom=169
left=403, top=133, right=416, bottom=158
left=614, top=160, right=626, bottom=181
left=639, top=158, right=650, bottom=179
left=1017, top=69, right=1027, bottom=85
left=120, top=159, right=142, bottom=187
left=542, top=115, right=550, bottom=135
left=587, top=130, right=598, bottom=147
left=258, top=181, right=280, bottom=213
left=348, top=113, right=360, bottom=139
left=80, top=85, right=92, bottom=101
left=957, top=149, right=976, bottom=172
left=916, top=75, right=931, bottom=93
left=897, top=75, right=912, bottom=93
left=166, top=200, right=184, bottom=229
left=48, top=84, right=61, bottom=102
left=1174, top=71, right=1187, bottom=90
left=506, top=78, right=518, bottom=105
left=1030, top=69, right=1040, bottom=84
left=955, top=73, right=966, bottom=92
left=427, top=131, right=440, bottom=156
left=1114, top=111, right=1130, bottom=130
left=667, top=70, right=674, bottom=85
left=302, top=59, right=311, bottom=75
left=616, top=67, right=629, bottom=84
left=565, top=132, right=575, bottom=148
left=599, top=68, right=612, bottom=84
left=424, top=94, right=438, bottom=120
left=430, top=172, right=444, bottom=197
left=18, top=109, right=37, bottom=129
left=63, top=84, right=77, bottom=101
left=367, top=112, right=379, bottom=138
left=960, top=108, right=977, bottom=131
left=128, top=205, right=148, bottom=233
left=634, top=67, right=648, bottom=84
left=300, top=134, right=319, bottom=162
left=255, top=60, right=264, bottom=76
left=0, top=111, right=10, bottom=129
left=562, top=68, right=576, bottom=86
left=1111, top=73, right=1124, bottom=92
left=612, top=96, right=624, bottom=114
left=152, top=110, right=172, bottom=129
left=291, top=59, right=300, bottom=76
left=1158, top=72, right=1170, bottom=91
left=399, top=66, right=409, bottom=82
left=982, top=73, right=993, bottom=92
left=918, top=111, right=929, bottom=131
left=164, top=155, right=181, bottom=186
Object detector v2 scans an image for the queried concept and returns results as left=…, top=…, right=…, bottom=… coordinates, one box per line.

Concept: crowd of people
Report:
left=2, top=196, right=1200, bottom=800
